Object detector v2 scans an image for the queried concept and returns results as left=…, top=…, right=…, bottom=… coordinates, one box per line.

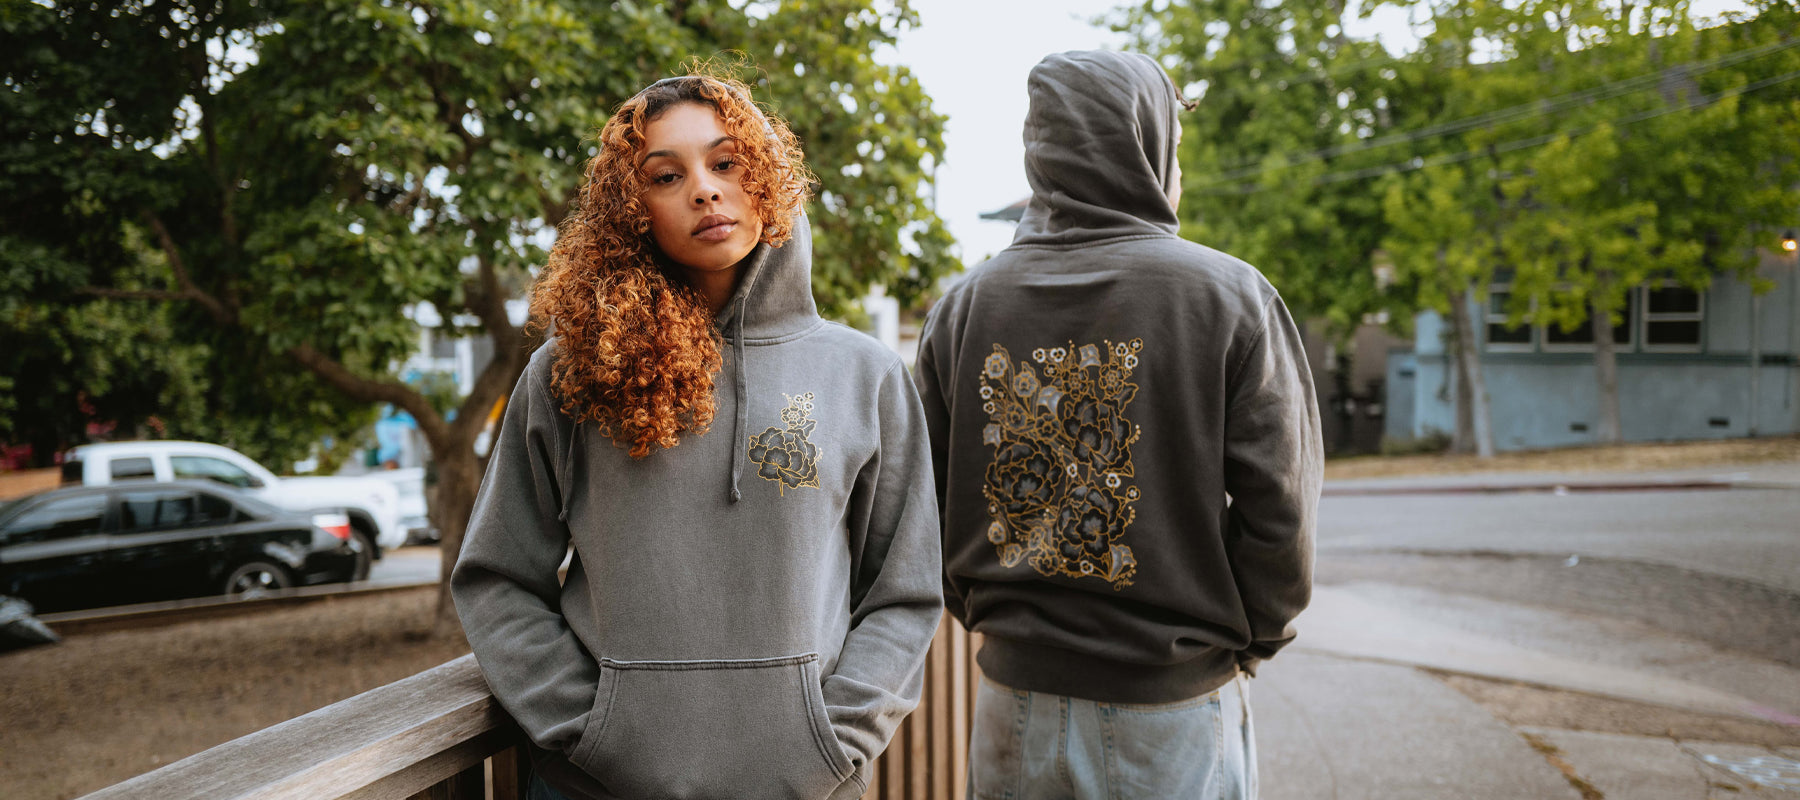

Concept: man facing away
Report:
left=912, top=50, right=1323, bottom=799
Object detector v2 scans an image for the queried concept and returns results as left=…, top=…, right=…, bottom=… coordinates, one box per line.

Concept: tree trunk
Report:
left=1451, top=332, right=1476, bottom=454
left=1451, top=283, right=1496, bottom=458
left=430, top=443, right=483, bottom=637
left=1591, top=295, right=1623, bottom=444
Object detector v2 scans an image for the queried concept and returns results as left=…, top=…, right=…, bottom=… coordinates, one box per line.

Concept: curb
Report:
left=1320, top=479, right=1799, bottom=497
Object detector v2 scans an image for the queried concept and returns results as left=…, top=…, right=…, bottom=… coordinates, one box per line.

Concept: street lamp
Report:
left=1787, top=231, right=1800, bottom=426
left=1751, top=232, right=1796, bottom=436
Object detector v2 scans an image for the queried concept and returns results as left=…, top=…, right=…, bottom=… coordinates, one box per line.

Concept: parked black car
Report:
left=0, top=480, right=363, bottom=613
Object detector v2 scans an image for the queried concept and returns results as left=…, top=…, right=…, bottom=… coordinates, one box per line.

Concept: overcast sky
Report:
left=885, top=0, right=1747, bottom=266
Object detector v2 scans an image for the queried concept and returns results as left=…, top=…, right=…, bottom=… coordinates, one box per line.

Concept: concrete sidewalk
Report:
left=1257, top=578, right=1800, bottom=798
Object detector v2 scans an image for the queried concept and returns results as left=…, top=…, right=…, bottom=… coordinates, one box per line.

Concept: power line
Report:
left=1202, top=36, right=1800, bottom=183
left=1200, top=65, right=1800, bottom=195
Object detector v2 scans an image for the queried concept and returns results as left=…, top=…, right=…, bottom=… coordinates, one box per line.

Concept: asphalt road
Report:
left=365, top=545, right=443, bottom=585
left=1317, top=485, right=1800, bottom=591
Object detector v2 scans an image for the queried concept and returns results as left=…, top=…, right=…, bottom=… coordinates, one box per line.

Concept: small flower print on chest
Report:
left=747, top=392, right=822, bottom=495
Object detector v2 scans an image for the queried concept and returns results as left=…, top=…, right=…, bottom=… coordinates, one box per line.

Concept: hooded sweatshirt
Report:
left=913, top=50, right=1322, bottom=705
left=452, top=214, right=943, bottom=800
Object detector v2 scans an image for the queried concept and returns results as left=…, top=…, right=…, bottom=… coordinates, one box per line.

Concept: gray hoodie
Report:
left=914, top=51, right=1322, bottom=704
left=452, top=215, right=943, bottom=799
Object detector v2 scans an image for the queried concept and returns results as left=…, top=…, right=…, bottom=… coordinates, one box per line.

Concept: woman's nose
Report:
left=692, top=179, right=722, bottom=205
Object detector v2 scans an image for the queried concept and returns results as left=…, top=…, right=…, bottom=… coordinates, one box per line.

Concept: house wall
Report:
left=1389, top=256, right=1800, bottom=451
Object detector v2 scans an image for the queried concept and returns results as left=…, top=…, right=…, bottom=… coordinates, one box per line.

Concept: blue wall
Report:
left=1387, top=260, right=1800, bottom=450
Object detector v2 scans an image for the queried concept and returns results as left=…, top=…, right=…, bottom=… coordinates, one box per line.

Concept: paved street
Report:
left=1258, top=461, right=1800, bottom=798
left=365, top=545, right=443, bottom=585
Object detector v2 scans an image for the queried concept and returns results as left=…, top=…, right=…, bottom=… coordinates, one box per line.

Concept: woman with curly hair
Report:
left=450, top=71, right=943, bottom=800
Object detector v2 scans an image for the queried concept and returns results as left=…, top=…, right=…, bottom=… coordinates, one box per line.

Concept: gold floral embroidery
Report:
left=980, top=339, right=1144, bottom=589
left=747, top=392, right=821, bottom=495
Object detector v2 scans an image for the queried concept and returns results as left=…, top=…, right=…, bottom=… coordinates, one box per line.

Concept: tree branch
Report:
left=470, top=252, right=515, bottom=343
left=427, top=72, right=483, bottom=153
left=446, top=246, right=537, bottom=443
left=141, top=211, right=237, bottom=324
left=538, top=184, right=577, bottom=229
left=288, top=343, right=450, bottom=444
left=452, top=323, right=541, bottom=446
left=78, top=287, right=195, bottom=303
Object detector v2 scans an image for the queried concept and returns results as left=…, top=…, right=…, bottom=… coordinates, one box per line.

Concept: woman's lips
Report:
left=693, top=215, right=736, bottom=241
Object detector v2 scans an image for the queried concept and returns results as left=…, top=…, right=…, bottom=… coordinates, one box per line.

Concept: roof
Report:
left=979, top=196, right=1030, bottom=223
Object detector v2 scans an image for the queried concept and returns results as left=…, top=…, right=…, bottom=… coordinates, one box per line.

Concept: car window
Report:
left=110, top=457, right=155, bottom=481
left=118, top=489, right=235, bottom=533
left=171, top=456, right=261, bottom=489
left=60, top=460, right=84, bottom=485
left=2, top=494, right=107, bottom=545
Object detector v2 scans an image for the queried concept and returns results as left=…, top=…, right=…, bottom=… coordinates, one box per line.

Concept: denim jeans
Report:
left=527, top=773, right=573, bottom=800
left=968, top=673, right=1257, bottom=800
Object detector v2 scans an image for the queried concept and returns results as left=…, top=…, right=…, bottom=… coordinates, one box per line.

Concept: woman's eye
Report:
left=714, top=159, right=736, bottom=172
left=651, top=172, right=679, bottom=185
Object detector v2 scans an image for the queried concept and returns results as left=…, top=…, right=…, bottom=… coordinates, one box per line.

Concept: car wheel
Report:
left=222, top=561, right=293, bottom=599
left=350, top=528, right=375, bottom=582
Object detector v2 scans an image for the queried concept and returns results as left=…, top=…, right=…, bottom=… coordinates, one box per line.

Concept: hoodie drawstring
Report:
left=727, top=291, right=749, bottom=503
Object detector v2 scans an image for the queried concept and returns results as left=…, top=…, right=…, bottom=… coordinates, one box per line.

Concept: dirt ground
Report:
left=0, top=587, right=470, bottom=800
left=1324, top=433, right=1800, bottom=481
left=0, top=467, right=60, bottom=501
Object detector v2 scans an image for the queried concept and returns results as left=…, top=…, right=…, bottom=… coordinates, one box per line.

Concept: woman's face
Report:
left=639, top=101, right=765, bottom=276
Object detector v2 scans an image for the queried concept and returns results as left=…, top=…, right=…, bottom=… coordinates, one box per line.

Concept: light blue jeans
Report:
left=968, top=673, right=1257, bottom=800
left=526, top=773, right=571, bottom=800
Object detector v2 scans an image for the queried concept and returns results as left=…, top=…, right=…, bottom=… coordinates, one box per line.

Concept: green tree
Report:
left=1126, top=0, right=1800, bottom=452
left=1488, top=0, right=1799, bottom=443
left=1381, top=163, right=1499, bottom=457
left=1113, top=0, right=1408, bottom=343
left=2, top=0, right=955, bottom=628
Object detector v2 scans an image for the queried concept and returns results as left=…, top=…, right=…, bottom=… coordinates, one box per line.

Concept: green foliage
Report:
left=1113, top=0, right=1800, bottom=346
left=1473, top=0, right=1797, bottom=334
left=1112, top=0, right=1407, bottom=341
left=1, top=0, right=954, bottom=461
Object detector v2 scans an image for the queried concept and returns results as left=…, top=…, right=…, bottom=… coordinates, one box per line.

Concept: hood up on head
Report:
left=711, top=210, right=821, bottom=503
left=1014, top=50, right=1184, bottom=247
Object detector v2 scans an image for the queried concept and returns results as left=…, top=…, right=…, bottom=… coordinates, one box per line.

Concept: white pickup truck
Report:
left=59, top=441, right=405, bottom=575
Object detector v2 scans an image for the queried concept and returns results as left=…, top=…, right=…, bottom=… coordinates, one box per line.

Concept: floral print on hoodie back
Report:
left=979, top=339, right=1144, bottom=589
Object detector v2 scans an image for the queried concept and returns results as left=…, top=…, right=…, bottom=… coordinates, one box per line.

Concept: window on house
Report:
left=1642, top=285, right=1704, bottom=351
left=1485, top=288, right=1533, bottom=350
left=1542, top=291, right=1636, bottom=350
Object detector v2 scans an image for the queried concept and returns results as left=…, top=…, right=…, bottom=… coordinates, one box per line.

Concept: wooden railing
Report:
left=78, top=615, right=979, bottom=800
left=865, top=616, right=978, bottom=800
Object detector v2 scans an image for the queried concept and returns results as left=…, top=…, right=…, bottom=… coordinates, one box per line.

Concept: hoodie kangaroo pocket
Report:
left=569, top=653, right=854, bottom=799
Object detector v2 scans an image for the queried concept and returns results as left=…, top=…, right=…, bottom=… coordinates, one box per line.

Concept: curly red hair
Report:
left=530, top=70, right=812, bottom=458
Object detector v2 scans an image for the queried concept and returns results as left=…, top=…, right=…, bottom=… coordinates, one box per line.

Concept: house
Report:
left=1386, top=247, right=1800, bottom=450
